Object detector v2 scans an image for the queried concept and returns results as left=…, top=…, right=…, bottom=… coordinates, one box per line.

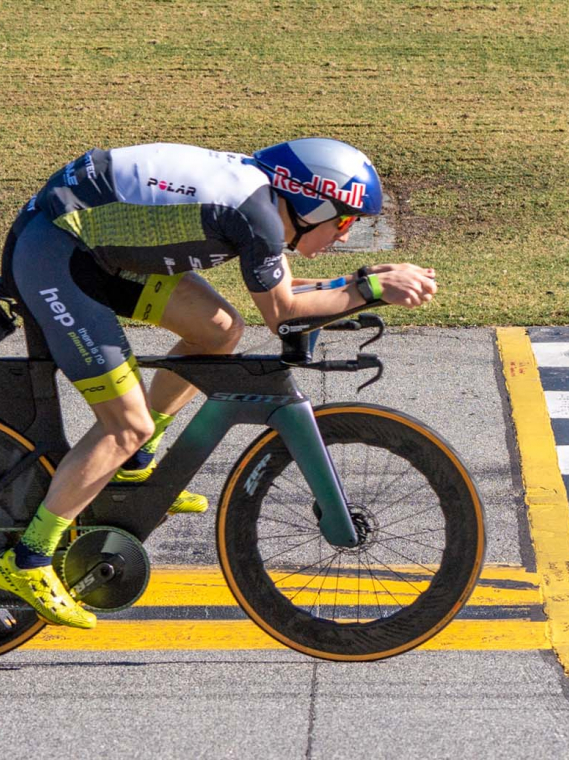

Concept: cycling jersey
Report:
left=14, top=144, right=286, bottom=293
left=4, top=143, right=288, bottom=405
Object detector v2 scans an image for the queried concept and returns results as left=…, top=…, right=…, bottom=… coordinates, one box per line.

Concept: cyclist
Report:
left=0, top=138, right=437, bottom=629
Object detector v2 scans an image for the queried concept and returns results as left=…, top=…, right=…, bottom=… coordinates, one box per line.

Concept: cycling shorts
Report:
left=3, top=212, right=185, bottom=406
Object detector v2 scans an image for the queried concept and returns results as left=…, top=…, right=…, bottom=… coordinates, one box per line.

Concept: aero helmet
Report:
left=253, top=138, right=382, bottom=233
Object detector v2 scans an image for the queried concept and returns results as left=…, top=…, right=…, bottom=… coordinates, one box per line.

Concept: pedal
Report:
left=61, top=527, right=150, bottom=611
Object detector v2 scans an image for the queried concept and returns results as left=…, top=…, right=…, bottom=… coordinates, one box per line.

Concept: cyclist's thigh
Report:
left=156, top=272, right=244, bottom=347
left=77, top=265, right=243, bottom=348
left=10, top=213, right=141, bottom=407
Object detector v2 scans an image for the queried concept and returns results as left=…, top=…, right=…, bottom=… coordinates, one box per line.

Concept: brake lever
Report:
left=357, top=314, right=385, bottom=351
left=356, top=353, right=384, bottom=392
left=358, top=369, right=382, bottom=392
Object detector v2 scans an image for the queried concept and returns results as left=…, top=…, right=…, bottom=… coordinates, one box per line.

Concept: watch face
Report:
left=356, top=276, right=373, bottom=303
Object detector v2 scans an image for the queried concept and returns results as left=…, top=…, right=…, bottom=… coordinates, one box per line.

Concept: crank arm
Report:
left=69, top=555, right=124, bottom=600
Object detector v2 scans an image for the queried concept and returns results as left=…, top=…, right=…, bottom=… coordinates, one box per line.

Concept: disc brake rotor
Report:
left=62, top=527, right=150, bottom=611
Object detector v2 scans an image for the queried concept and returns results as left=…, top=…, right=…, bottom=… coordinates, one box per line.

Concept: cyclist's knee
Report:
left=106, top=417, right=155, bottom=457
left=213, top=310, right=245, bottom=352
left=162, top=273, right=245, bottom=353
left=180, top=309, right=244, bottom=354
left=94, top=397, right=155, bottom=454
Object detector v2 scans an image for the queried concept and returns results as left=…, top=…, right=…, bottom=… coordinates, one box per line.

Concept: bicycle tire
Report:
left=217, top=403, right=485, bottom=661
left=0, top=422, right=53, bottom=655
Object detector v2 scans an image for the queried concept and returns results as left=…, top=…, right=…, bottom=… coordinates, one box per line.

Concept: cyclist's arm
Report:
left=249, top=255, right=437, bottom=334
left=249, top=255, right=362, bottom=332
left=291, top=262, right=436, bottom=288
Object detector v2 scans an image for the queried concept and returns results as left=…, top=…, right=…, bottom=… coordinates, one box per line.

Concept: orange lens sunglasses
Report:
left=337, top=215, right=358, bottom=232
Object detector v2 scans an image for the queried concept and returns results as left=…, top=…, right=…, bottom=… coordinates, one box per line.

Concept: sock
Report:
left=121, top=409, right=174, bottom=471
left=14, top=502, right=72, bottom=569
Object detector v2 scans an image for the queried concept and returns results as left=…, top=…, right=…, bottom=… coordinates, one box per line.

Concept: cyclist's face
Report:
left=296, top=219, right=352, bottom=259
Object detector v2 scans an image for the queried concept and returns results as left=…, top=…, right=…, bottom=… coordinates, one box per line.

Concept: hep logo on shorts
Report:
left=39, top=288, right=75, bottom=327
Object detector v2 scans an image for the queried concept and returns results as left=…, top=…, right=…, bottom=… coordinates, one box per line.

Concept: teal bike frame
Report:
left=86, top=352, right=358, bottom=547
left=0, top=302, right=385, bottom=550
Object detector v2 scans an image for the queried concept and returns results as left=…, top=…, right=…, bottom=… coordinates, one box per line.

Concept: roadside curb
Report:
left=497, top=327, right=569, bottom=672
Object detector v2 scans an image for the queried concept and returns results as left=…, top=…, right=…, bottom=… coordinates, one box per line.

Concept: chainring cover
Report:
left=62, top=527, right=150, bottom=611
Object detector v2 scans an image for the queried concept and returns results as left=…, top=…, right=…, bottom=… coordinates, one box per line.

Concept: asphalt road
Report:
left=1, top=324, right=568, bottom=759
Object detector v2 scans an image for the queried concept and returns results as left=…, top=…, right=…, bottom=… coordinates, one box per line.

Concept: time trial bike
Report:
left=0, top=288, right=485, bottom=661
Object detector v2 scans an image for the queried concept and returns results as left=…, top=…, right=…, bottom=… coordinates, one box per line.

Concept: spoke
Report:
left=360, top=553, right=389, bottom=619
left=345, top=445, right=370, bottom=504
left=368, top=461, right=417, bottom=511
left=271, top=550, right=342, bottom=586
left=261, top=533, right=323, bottom=564
left=264, top=489, right=316, bottom=528
left=257, top=530, right=322, bottom=541
left=288, top=554, right=337, bottom=604
left=365, top=547, right=438, bottom=581
left=363, top=549, right=429, bottom=591
left=258, top=514, right=317, bottom=532
left=370, top=479, right=433, bottom=519
left=271, top=469, right=314, bottom=500
left=330, top=442, right=392, bottom=505
left=375, top=528, right=445, bottom=553
left=308, top=554, right=337, bottom=613
left=380, top=526, right=446, bottom=540
left=379, top=502, right=441, bottom=531
left=355, top=548, right=409, bottom=610
left=332, top=560, right=341, bottom=621
left=257, top=531, right=320, bottom=541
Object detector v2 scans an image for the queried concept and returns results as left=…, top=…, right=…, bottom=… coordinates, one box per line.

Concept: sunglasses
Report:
left=337, top=215, right=359, bottom=233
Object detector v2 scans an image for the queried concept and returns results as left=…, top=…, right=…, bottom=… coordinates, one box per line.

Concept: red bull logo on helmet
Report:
left=273, top=166, right=365, bottom=209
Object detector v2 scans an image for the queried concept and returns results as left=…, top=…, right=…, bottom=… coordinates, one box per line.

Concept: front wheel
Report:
left=217, top=403, right=485, bottom=661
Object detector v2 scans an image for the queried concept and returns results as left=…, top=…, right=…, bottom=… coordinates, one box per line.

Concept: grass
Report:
left=0, top=0, right=567, bottom=326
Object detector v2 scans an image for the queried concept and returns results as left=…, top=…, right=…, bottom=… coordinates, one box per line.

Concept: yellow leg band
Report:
left=73, top=354, right=141, bottom=405
left=132, top=273, right=185, bottom=325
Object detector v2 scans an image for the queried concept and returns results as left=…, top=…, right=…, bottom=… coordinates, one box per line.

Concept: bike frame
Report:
left=87, top=353, right=358, bottom=547
left=0, top=325, right=359, bottom=548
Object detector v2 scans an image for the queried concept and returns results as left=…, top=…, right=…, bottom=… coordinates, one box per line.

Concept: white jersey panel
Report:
left=109, top=143, right=269, bottom=208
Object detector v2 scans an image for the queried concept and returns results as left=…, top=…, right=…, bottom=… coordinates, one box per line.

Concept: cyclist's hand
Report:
left=376, top=268, right=438, bottom=308
left=367, top=263, right=436, bottom=280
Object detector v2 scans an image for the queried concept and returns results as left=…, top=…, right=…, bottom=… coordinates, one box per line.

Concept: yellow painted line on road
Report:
left=135, top=564, right=540, bottom=607
left=18, top=562, right=546, bottom=652
left=497, top=327, right=569, bottom=673
left=21, top=619, right=548, bottom=652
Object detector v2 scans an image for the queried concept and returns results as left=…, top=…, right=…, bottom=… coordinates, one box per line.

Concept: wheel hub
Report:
left=348, top=504, right=379, bottom=549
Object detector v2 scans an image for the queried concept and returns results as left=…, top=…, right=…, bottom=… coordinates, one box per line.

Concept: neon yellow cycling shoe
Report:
left=0, top=549, right=97, bottom=629
left=111, top=460, right=209, bottom=515
left=167, top=491, right=208, bottom=514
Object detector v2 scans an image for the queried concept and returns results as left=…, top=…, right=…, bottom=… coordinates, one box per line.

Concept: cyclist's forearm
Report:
left=251, top=283, right=366, bottom=334
left=290, top=266, right=405, bottom=289
left=291, top=275, right=350, bottom=287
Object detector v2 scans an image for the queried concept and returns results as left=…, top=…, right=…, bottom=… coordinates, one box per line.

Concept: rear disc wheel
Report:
left=62, top=527, right=150, bottom=611
left=0, top=423, right=54, bottom=655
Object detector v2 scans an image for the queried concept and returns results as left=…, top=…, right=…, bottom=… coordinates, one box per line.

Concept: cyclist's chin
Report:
left=297, top=248, right=319, bottom=259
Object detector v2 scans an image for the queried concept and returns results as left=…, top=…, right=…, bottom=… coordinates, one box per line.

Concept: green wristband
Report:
left=355, top=273, right=384, bottom=303
left=367, top=273, right=383, bottom=300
